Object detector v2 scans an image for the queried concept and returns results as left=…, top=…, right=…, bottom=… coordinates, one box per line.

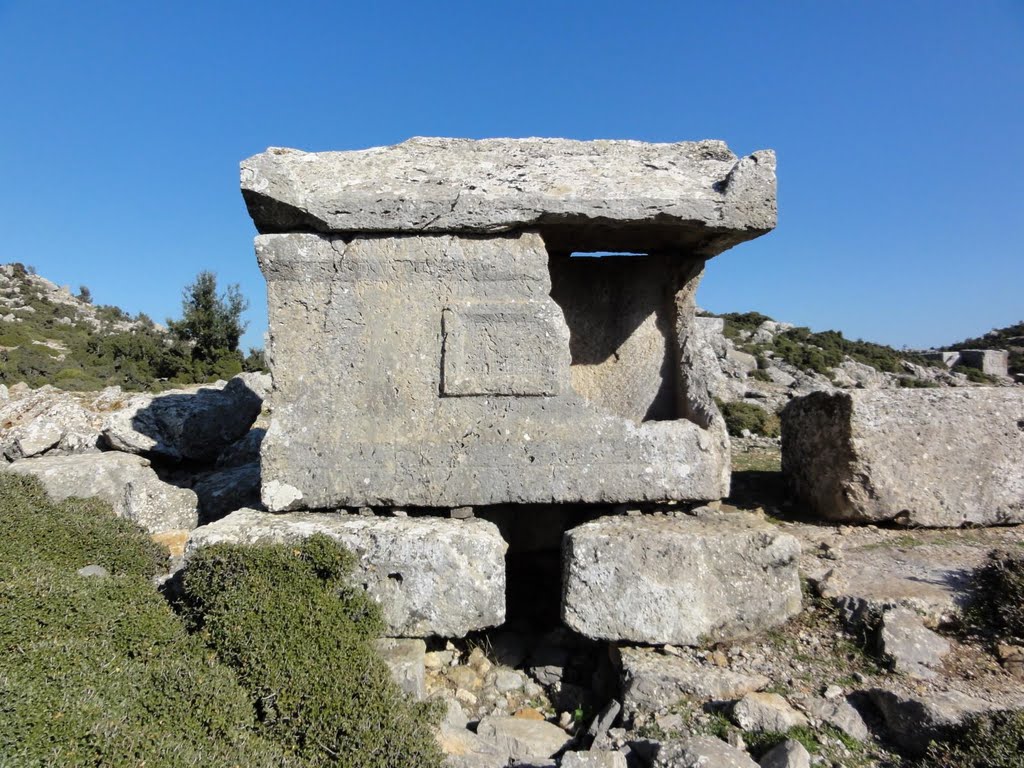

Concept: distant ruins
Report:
left=241, top=137, right=777, bottom=511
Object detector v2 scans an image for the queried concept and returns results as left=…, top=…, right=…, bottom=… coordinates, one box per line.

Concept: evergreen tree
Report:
left=167, top=271, right=248, bottom=376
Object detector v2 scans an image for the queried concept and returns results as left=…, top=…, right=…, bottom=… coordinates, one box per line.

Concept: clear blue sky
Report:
left=1, top=1, right=1021, bottom=351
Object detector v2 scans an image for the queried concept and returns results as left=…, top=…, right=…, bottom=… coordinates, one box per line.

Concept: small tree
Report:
left=167, top=271, right=248, bottom=377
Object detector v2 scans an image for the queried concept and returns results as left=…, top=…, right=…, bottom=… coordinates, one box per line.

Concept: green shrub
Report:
left=923, top=709, right=1024, bottom=767
left=0, top=473, right=295, bottom=767
left=974, top=549, right=1024, bottom=641
left=0, top=472, right=168, bottom=578
left=953, top=364, right=999, bottom=384
left=718, top=400, right=781, bottom=438
left=182, top=535, right=444, bottom=768
left=719, top=311, right=775, bottom=340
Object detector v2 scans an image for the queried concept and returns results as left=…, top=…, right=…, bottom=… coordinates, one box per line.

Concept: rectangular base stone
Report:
left=781, top=389, right=1024, bottom=526
left=561, top=512, right=802, bottom=645
left=185, top=508, right=507, bottom=637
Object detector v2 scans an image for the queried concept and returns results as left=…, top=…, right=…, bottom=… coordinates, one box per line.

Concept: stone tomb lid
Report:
left=241, top=137, right=776, bottom=254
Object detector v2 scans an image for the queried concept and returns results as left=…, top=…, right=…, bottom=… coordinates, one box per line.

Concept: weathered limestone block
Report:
left=185, top=508, right=507, bottom=637
left=6, top=452, right=198, bottom=534
left=562, top=513, right=801, bottom=645
left=242, top=138, right=776, bottom=251
left=474, top=715, right=573, bottom=763
left=244, top=137, right=778, bottom=510
left=0, top=386, right=107, bottom=459
left=256, top=232, right=729, bottom=509
left=102, top=374, right=264, bottom=462
left=781, top=389, right=1024, bottom=526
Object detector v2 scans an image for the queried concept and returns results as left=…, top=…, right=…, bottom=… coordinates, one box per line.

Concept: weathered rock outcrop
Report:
left=781, top=389, right=1024, bottom=526
left=6, top=452, right=198, bottom=534
left=244, top=138, right=777, bottom=509
left=561, top=512, right=801, bottom=645
left=102, top=374, right=266, bottom=462
left=0, top=386, right=112, bottom=459
left=185, top=508, right=507, bottom=637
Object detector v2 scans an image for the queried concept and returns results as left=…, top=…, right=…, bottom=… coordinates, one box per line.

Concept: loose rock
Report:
left=653, top=736, right=758, bottom=768
left=731, top=693, right=808, bottom=733
left=474, top=715, right=573, bottom=762
left=102, top=374, right=264, bottom=462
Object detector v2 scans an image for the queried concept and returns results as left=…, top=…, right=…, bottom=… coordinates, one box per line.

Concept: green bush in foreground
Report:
left=924, top=709, right=1024, bottom=768
left=0, top=474, right=295, bottom=767
left=0, top=472, right=168, bottom=578
left=718, top=400, right=781, bottom=438
left=182, top=535, right=444, bottom=768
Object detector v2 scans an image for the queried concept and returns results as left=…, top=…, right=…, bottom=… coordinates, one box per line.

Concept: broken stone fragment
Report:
left=801, top=695, right=869, bottom=742
left=757, top=739, right=811, bottom=768
left=731, top=692, right=808, bottom=733
left=185, top=508, right=507, bottom=637
left=102, top=374, right=264, bottom=462
left=373, top=638, right=426, bottom=701
left=7, top=452, right=198, bottom=535
left=653, top=736, right=758, bottom=768
left=562, top=513, right=801, bottom=645
left=474, top=715, right=573, bottom=763
left=781, top=388, right=1024, bottom=526
left=618, top=647, right=768, bottom=714
left=876, top=607, right=951, bottom=680
left=868, top=686, right=993, bottom=756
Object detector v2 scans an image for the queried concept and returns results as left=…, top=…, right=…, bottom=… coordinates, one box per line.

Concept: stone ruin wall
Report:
left=242, top=137, right=778, bottom=513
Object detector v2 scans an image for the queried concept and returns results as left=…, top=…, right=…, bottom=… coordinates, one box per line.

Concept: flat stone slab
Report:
left=814, top=542, right=986, bottom=627
left=782, top=388, right=1024, bottom=526
left=185, top=508, right=507, bottom=637
left=7, top=452, right=198, bottom=535
left=241, top=137, right=776, bottom=254
left=562, top=513, right=802, bottom=645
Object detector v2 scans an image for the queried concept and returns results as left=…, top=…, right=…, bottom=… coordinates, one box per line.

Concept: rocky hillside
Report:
left=0, top=263, right=260, bottom=391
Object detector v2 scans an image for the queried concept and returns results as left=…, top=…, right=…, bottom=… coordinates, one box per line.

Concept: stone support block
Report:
left=185, top=508, right=507, bottom=637
left=562, top=513, right=801, bottom=645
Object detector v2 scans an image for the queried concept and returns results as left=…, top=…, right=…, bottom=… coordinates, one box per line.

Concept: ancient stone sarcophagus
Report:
left=241, top=138, right=776, bottom=510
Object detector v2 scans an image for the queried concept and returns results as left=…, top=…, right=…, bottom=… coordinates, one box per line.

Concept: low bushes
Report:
left=924, top=709, right=1024, bottom=768
left=181, top=535, right=444, bottom=768
left=0, top=473, right=294, bottom=767
left=0, top=474, right=442, bottom=767
left=973, top=549, right=1024, bottom=641
left=718, top=400, right=781, bottom=438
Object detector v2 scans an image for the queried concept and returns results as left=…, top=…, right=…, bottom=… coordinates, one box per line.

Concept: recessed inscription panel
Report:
left=442, top=302, right=562, bottom=396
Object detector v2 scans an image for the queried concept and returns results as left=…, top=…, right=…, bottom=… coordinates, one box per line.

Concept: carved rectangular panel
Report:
left=442, top=302, right=561, bottom=396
